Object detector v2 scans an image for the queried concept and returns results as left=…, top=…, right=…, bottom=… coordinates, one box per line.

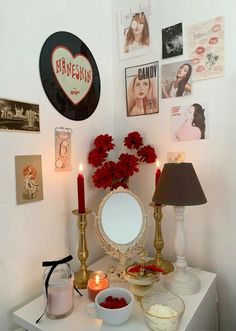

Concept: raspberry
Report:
left=105, top=295, right=113, bottom=302
left=99, top=295, right=128, bottom=309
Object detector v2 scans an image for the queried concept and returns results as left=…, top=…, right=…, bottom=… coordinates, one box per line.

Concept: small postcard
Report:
left=167, top=152, right=185, bottom=163
left=171, top=103, right=209, bottom=142
left=15, top=155, right=43, bottom=204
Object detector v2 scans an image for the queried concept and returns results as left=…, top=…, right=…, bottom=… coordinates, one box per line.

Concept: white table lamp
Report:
left=152, top=162, right=207, bottom=295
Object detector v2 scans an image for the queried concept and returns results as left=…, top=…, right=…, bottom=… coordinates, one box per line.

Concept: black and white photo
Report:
left=162, top=23, right=183, bottom=59
left=0, top=98, right=40, bottom=132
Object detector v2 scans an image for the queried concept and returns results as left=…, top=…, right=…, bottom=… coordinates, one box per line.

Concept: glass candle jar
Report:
left=43, top=263, right=74, bottom=319
left=87, top=271, right=109, bottom=301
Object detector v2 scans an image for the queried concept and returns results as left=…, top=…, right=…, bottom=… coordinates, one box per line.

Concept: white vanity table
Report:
left=13, top=255, right=217, bottom=331
left=13, top=189, right=218, bottom=330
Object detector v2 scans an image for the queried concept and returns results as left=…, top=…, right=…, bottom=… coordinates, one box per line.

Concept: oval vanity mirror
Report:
left=95, top=187, right=148, bottom=280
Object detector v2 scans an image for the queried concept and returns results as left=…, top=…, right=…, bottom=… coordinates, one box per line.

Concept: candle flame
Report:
left=95, top=274, right=100, bottom=285
left=79, top=163, right=83, bottom=172
left=156, top=160, right=160, bottom=168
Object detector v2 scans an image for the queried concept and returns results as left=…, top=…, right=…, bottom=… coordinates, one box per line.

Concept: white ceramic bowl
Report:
left=94, top=287, right=134, bottom=325
left=140, top=291, right=185, bottom=331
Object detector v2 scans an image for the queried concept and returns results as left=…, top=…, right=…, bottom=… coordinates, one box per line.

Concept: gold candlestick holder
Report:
left=72, top=209, right=92, bottom=289
left=149, top=202, right=174, bottom=275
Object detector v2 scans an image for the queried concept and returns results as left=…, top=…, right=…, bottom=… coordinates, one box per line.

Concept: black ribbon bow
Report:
left=36, top=255, right=82, bottom=324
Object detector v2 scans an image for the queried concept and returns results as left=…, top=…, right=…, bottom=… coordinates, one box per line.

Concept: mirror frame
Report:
left=95, top=187, right=148, bottom=266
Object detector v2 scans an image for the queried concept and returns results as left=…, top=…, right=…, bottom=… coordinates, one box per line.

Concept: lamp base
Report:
left=164, top=269, right=200, bottom=295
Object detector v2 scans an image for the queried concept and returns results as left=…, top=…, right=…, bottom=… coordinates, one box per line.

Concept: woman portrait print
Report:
left=22, top=164, right=39, bottom=200
left=124, top=12, right=150, bottom=54
left=162, top=61, right=192, bottom=98
left=126, top=62, right=158, bottom=117
left=173, top=103, right=206, bottom=141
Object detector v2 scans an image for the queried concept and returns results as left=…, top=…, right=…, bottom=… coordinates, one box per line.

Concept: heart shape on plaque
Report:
left=51, top=47, right=93, bottom=105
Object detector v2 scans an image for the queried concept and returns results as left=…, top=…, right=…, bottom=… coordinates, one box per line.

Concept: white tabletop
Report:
left=13, top=255, right=217, bottom=331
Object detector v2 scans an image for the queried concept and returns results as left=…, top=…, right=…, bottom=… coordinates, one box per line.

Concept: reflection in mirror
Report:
left=95, top=187, right=148, bottom=281
left=102, top=192, right=142, bottom=244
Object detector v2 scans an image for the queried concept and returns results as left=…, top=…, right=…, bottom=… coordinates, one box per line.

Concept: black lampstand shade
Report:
left=152, top=163, right=207, bottom=206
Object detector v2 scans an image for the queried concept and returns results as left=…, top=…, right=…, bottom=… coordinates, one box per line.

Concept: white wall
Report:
left=111, top=0, right=236, bottom=330
left=0, top=0, right=113, bottom=329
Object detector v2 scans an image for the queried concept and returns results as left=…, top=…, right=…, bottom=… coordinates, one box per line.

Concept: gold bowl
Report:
left=124, top=263, right=161, bottom=299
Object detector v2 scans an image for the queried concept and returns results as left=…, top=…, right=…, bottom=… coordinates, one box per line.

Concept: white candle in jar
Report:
left=146, top=303, right=179, bottom=331
left=148, top=303, right=178, bottom=317
left=46, top=277, right=74, bottom=318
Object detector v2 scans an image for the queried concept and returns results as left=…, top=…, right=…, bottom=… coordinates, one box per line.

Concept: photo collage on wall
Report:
left=118, top=7, right=224, bottom=161
left=1, top=29, right=104, bottom=205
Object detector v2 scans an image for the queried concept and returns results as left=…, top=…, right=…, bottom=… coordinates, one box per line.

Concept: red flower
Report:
left=138, top=145, right=157, bottom=163
left=94, top=134, right=114, bottom=152
left=117, top=153, right=139, bottom=177
left=88, top=131, right=157, bottom=190
left=88, top=148, right=107, bottom=167
left=124, top=131, right=143, bottom=150
left=92, top=161, right=116, bottom=189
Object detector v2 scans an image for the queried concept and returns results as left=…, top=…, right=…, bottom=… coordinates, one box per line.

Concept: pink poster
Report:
left=187, top=16, right=224, bottom=81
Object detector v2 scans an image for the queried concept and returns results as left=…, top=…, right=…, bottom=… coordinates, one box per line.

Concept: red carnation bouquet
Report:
left=88, top=131, right=157, bottom=190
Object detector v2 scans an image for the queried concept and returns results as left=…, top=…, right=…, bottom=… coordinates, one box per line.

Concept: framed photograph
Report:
left=125, top=61, right=159, bottom=117
left=161, top=60, right=192, bottom=99
left=187, top=16, right=224, bottom=81
left=15, top=155, right=44, bottom=205
left=171, top=103, right=209, bottom=142
left=0, top=98, right=40, bottom=132
left=119, top=1, right=154, bottom=60
left=162, top=23, right=183, bottom=59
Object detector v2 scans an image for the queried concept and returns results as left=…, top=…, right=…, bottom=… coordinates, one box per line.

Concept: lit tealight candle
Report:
left=87, top=271, right=109, bottom=301
left=77, top=163, right=85, bottom=213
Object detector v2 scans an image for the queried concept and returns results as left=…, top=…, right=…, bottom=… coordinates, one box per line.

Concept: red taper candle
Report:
left=77, top=163, right=85, bottom=213
left=155, top=160, right=161, bottom=188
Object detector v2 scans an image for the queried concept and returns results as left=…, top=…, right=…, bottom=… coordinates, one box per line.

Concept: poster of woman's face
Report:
left=119, top=2, right=154, bottom=60
left=162, top=23, right=183, bottom=59
left=171, top=103, right=208, bottom=142
left=125, top=61, right=159, bottom=117
left=162, top=60, right=192, bottom=99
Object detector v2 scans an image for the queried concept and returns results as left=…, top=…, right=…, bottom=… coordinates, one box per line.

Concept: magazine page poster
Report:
left=119, top=0, right=154, bottom=60
left=187, top=16, right=224, bottom=81
left=171, top=103, right=209, bottom=142
left=161, top=60, right=192, bottom=99
left=125, top=61, right=159, bottom=117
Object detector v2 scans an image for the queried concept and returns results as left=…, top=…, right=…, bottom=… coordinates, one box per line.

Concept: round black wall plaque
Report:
left=39, top=31, right=101, bottom=121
